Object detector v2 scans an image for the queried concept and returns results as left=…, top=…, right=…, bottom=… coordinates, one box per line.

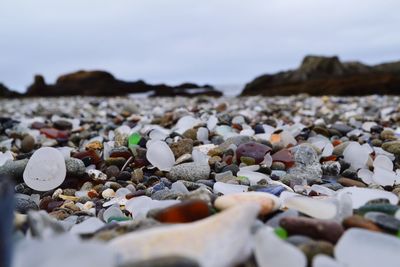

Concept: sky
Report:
left=1, top=0, right=400, bottom=92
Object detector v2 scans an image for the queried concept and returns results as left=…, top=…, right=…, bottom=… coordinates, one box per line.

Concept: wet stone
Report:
left=342, top=215, right=382, bottom=232
left=280, top=217, right=344, bottom=243
left=236, top=142, right=271, bottom=164
left=363, top=212, right=400, bottom=233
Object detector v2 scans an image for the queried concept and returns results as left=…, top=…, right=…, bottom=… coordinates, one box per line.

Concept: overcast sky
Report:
left=1, top=0, right=400, bottom=92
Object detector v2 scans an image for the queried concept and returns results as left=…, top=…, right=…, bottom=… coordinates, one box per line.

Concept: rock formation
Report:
left=241, top=55, right=400, bottom=96
left=24, top=70, right=222, bottom=97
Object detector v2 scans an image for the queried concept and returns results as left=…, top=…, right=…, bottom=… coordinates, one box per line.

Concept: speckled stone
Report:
left=65, top=158, right=86, bottom=177
left=169, top=162, right=210, bottom=182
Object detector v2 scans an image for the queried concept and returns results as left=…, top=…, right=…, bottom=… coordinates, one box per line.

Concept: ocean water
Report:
left=215, top=84, right=244, bottom=97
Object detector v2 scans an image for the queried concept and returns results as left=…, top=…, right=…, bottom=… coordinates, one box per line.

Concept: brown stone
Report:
left=280, top=217, right=344, bottom=243
left=338, top=177, right=366, bottom=187
left=342, top=215, right=382, bottom=232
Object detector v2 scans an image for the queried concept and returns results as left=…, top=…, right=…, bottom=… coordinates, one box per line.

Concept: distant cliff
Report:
left=241, top=55, right=400, bottom=96
left=0, top=83, right=20, bottom=98
left=1, top=70, right=222, bottom=98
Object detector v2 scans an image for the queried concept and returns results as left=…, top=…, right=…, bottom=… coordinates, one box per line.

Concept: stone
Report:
left=151, top=200, right=210, bottom=223
left=236, top=142, right=271, bottom=164
left=335, top=228, right=400, bottom=267
left=170, top=139, right=194, bottom=159
left=146, top=140, right=175, bottom=171
left=283, top=195, right=337, bottom=220
left=363, top=212, right=400, bottom=233
left=280, top=217, right=344, bottom=243
left=169, top=162, right=210, bottom=182
left=292, top=144, right=319, bottom=165
left=337, top=177, right=366, bottom=187
left=65, top=158, right=86, bottom=177
left=254, top=227, right=307, bottom=267
left=272, top=149, right=294, bottom=167
left=15, top=195, right=39, bottom=213
left=342, top=215, right=382, bottom=232
left=21, top=135, right=35, bottom=153
left=109, top=204, right=260, bottom=267
left=214, top=192, right=279, bottom=215
left=0, top=159, right=28, bottom=180
left=23, top=147, right=66, bottom=191
left=382, top=141, right=400, bottom=156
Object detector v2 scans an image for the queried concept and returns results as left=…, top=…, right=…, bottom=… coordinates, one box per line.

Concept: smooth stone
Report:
left=213, top=182, right=248, bottom=195
left=70, top=217, right=105, bottom=235
left=337, top=187, right=399, bottom=209
left=21, top=135, right=35, bottom=153
left=337, top=177, right=366, bottom=187
left=23, top=147, right=66, bottom=191
left=331, top=124, right=354, bottom=135
left=254, top=227, right=307, bottom=267
left=236, top=142, right=271, bottom=164
left=280, top=217, right=344, bottom=243
left=151, top=200, right=210, bottom=223
left=109, top=204, right=260, bottom=267
left=342, top=215, right=382, bottom=232
left=65, top=158, right=86, bottom=177
left=119, top=256, right=199, bottom=267
left=0, top=159, right=28, bottom=180
left=357, top=203, right=399, bottom=215
left=283, top=195, right=337, bottom=220
left=364, top=212, right=400, bottom=233
left=169, top=162, right=210, bottom=182
left=214, top=192, right=279, bottom=215
left=146, top=141, right=175, bottom=171
left=335, top=228, right=400, bottom=267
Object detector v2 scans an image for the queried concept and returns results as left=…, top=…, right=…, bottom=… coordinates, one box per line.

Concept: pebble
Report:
left=342, top=215, right=382, bottom=232
left=236, top=142, right=271, bottom=164
left=21, top=135, right=35, bottom=153
left=280, top=217, right=344, bottom=243
left=169, top=162, right=210, bottom=182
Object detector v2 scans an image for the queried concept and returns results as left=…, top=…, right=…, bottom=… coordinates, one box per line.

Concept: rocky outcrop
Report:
left=0, top=83, right=20, bottom=98
left=241, top=55, right=400, bottom=96
left=25, top=70, right=222, bottom=97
